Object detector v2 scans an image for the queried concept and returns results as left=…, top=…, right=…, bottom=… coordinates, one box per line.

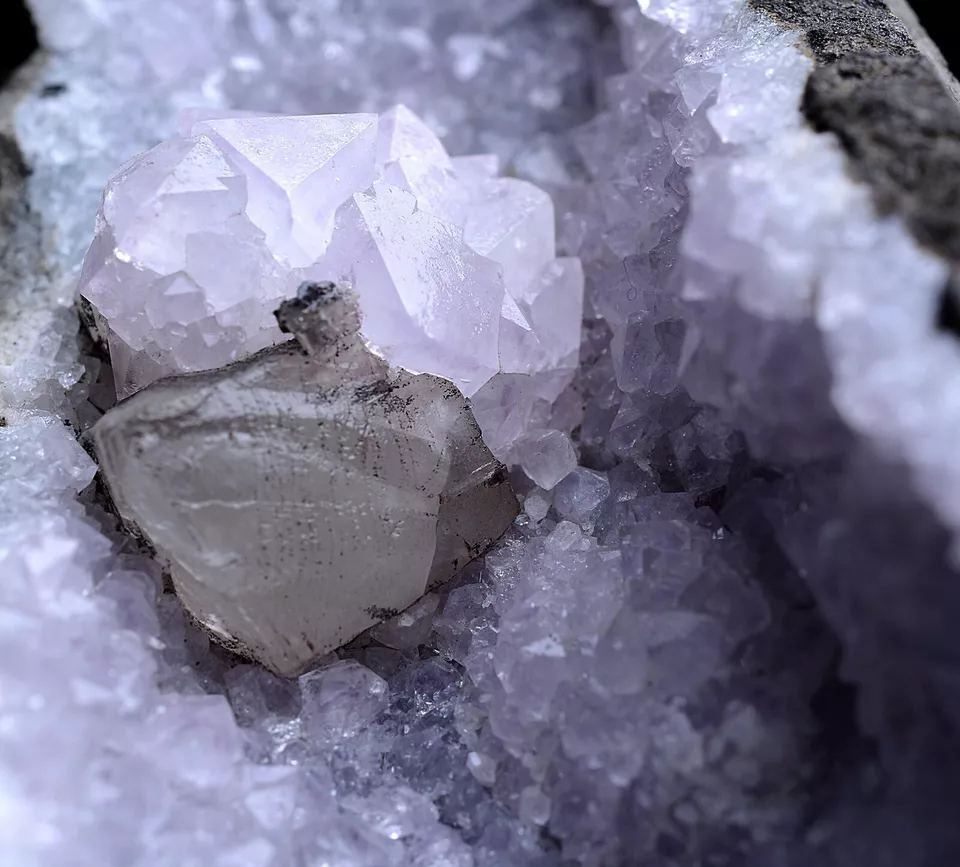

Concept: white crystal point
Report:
left=376, top=105, right=471, bottom=225
left=512, top=429, right=577, bottom=490
left=195, top=113, right=378, bottom=264
left=377, top=104, right=452, bottom=171
left=451, top=153, right=502, bottom=179
left=93, top=333, right=518, bottom=678
left=176, top=107, right=275, bottom=138
left=499, top=257, right=585, bottom=375
left=94, top=135, right=247, bottom=301
left=461, top=175, right=570, bottom=380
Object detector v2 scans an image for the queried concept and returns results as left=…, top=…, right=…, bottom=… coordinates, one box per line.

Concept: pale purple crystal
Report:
left=79, top=105, right=584, bottom=405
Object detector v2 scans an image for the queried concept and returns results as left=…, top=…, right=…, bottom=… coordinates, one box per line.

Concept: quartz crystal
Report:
left=93, top=289, right=518, bottom=676
left=78, top=105, right=583, bottom=408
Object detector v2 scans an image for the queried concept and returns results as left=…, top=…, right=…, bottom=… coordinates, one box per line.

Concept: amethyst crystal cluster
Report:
left=2, top=0, right=959, bottom=865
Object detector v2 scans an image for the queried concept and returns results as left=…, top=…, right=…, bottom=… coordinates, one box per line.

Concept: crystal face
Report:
left=78, top=105, right=584, bottom=404
left=94, top=291, right=519, bottom=677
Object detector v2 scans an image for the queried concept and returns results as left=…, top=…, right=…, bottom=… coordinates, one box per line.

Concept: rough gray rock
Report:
left=804, top=51, right=960, bottom=265
left=754, top=0, right=960, bottom=280
left=750, top=0, right=916, bottom=60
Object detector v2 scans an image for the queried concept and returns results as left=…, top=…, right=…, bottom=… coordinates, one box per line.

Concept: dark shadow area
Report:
left=910, top=0, right=960, bottom=79
left=937, top=279, right=960, bottom=337
left=0, top=0, right=38, bottom=89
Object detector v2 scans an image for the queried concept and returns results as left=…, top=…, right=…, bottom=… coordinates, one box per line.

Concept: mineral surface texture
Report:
left=94, top=289, right=519, bottom=676
left=78, top=105, right=583, bottom=410
left=4, top=0, right=960, bottom=866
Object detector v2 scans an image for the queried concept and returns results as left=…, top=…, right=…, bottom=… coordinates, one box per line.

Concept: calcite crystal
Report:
left=94, top=287, right=518, bottom=676
left=78, top=105, right=583, bottom=404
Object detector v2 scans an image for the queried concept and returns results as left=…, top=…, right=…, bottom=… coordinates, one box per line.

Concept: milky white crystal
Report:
left=78, top=105, right=583, bottom=402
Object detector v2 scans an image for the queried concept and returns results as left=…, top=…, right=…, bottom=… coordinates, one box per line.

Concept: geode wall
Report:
left=2, top=1, right=960, bottom=866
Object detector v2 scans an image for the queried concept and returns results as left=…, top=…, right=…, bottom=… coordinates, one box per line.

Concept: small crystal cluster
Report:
left=78, top=105, right=584, bottom=469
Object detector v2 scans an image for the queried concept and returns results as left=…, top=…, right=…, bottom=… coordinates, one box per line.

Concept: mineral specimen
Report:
left=94, top=287, right=518, bottom=676
left=5, top=0, right=960, bottom=866
left=78, top=104, right=583, bottom=409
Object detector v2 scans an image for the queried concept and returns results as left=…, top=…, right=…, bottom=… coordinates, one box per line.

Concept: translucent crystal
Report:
left=369, top=594, right=441, bottom=652
left=191, top=113, right=379, bottom=264
left=552, top=468, right=610, bottom=524
left=93, top=306, right=519, bottom=676
left=299, top=661, right=388, bottom=741
left=512, top=429, right=577, bottom=490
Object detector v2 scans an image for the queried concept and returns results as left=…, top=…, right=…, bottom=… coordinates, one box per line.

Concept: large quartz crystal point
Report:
left=93, top=285, right=518, bottom=677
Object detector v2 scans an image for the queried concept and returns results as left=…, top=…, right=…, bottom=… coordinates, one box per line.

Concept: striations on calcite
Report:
left=94, top=286, right=519, bottom=676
